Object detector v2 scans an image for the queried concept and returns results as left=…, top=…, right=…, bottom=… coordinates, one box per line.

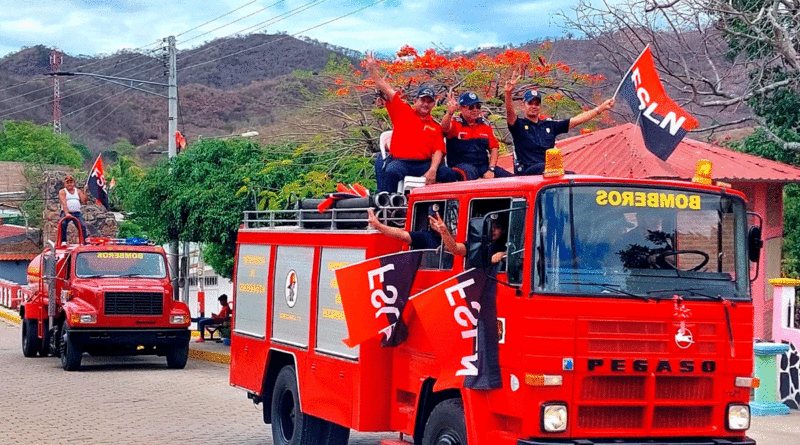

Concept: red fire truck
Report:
left=229, top=155, right=760, bottom=445
left=20, top=217, right=192, bottom=371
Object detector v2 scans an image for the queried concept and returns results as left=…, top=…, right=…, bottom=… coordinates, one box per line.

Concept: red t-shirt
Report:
left=213, top=303, right=232, bottom=322
left=386, top=92, right=445, bottom=160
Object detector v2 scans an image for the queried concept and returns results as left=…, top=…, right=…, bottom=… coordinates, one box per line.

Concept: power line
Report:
left=73, top=95, right=136, bottom=141
left=177, top=0, right=271, bottom=44
left=180, top=0, right=386, bottom=71
left=177, top=0, right=326, bottom=60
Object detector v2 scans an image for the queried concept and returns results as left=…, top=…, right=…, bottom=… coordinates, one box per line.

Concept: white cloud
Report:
left=0, top=0, right=582, bottom=58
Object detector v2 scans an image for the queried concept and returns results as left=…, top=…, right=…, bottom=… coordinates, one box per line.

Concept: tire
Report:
left=60, top=325, right=82, bottom=371
left=51, top=323, right=62, bottom=358
left=319, top=422, right=350, bottom=445
left=22, top=319, right=40, bottom=358
left=40, top=320, right=52, bottom=357
left=166, top=341, right=189, bottom=369
left=422, top=399, right=468, bottom=445
left=270, top=366, right=325, bottom=445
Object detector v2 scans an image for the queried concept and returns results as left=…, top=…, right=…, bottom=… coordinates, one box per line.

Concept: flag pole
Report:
left=612, top=45, right=651, bottom=100
left=86, top=154, right=102, bottom=187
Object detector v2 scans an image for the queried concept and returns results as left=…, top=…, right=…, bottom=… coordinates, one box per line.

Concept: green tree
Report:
left=0, top=120, right=83, bottom=229
left=124, top=137, right=371, bottom=278
left=0, top=120, right=82, bottom=167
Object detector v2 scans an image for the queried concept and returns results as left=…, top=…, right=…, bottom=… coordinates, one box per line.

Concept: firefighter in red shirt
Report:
left=365, top=53, right=460, bottom=192
left=196, top=294, right=232, bottom=342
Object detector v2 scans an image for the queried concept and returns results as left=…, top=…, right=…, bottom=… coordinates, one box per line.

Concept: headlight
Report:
left=542, top=403, right=568, bottom=432
left=170, top=315, right=189, bottom=324
left=71, top=314, right=97, bottom=324
left=727, top=404, right=750, bottom=430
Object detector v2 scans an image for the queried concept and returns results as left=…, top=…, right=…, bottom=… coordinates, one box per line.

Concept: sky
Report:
left=0, top=0, right=580, bottom=59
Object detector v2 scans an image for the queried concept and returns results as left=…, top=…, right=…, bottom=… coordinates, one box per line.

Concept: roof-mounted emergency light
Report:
left=543, top=148, right=565, bottom=178
left=692, top=159, right=713, bottom=185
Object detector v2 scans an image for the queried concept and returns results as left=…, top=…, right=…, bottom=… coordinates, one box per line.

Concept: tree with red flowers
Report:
left=296, top=43, right=613, bottom=165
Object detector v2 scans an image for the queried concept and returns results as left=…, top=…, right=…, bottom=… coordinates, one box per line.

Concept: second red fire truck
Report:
left=229, top=154, right=760, bottom=445
left=20, top=217, right=192, bottom=371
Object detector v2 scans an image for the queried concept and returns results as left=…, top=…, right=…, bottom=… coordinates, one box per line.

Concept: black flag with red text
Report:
left=87, top=155, right=109, bottom=209
left=616, top=46, right=698, bottom=161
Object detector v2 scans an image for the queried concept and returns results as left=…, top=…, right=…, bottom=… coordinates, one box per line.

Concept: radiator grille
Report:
left=576, top=375, right=717, bottom=432
left=581, top=375, right=645, bottom=400
left=577, top=406, right=644, bottom=429
left=104, top=292, right=163, bottom=315
left=652, top=406, right=713, bottom=429
left=656, top=376, right=714, bottom=400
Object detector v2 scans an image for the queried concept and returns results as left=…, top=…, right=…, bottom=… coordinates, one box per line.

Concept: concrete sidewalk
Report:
left=0, top=305, right=231, bottom=364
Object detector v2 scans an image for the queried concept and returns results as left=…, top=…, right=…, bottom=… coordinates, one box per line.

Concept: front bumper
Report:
left=66, top=327, right=190, bottom=350
left=518, top=437, right=756, bottom=445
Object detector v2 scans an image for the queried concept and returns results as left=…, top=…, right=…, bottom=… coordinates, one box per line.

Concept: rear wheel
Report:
left=21, top=319, right=40, bottom=358
left=60, top=325, right=82, bottom=371
left=422, top=399, right=467, bottom=445
left=271, top=365, right=326, bottom=445
left=320, top=422, right=350, bottom=445
left=166, top=341, right=189, bottom=369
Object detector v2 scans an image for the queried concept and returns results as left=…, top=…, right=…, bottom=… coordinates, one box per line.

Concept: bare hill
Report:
left=0, top=34, right=356, bottom=158
left=0, top=33, right=750, bottom=161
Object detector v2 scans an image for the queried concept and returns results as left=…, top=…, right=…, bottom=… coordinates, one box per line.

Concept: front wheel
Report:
left=166, top=341, right=189, bottom=369
left=60, top=325, right=82, bottom=371
left=422, top=399, right=468, bottom=445
left=270, top=366, right=326, bottom=445
left=21, top=319, right=40, bottom=358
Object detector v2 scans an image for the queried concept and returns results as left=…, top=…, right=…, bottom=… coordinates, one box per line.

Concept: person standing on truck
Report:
left=195, top=294, right=232, bottom=342
left=58, top=175, right=89, bottom=243
left=505, top=74, right=615, bottom=175
left=365, top=53, right=460, bottom=192
left=441, top=91, right=513, bottom=180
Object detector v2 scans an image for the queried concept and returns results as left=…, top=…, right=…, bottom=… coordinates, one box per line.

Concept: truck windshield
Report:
left=535, top=184, right=750, bottom=300
left=75, top=251, right=167, bottom=279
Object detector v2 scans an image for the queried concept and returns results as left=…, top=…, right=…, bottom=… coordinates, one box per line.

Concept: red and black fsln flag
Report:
left=616, top=46, right=698, bottom=161
left=88, top=155, right=109, bottom=209
left=409, top=266, right=502, bottom=390
left=335, top=250, right=425, bottom=348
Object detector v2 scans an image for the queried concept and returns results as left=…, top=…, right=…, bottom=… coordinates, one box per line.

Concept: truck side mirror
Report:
left=466, top=217, right=492, bottom=268
left=748, top=226, right=763, bottom=262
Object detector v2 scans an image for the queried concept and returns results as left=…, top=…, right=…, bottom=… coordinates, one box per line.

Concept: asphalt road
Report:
left=1, top=316, right=797, bottom=445
left=0, top=319, right=395, bottom=445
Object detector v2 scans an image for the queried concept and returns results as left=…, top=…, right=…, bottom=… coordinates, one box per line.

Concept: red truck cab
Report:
left=21, top=225, right=191, bottom=371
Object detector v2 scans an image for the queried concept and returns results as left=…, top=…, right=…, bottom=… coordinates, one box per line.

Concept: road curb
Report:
left=188, top=348, right=231, bottom=364
left=0, top=308, right=21, bottom=324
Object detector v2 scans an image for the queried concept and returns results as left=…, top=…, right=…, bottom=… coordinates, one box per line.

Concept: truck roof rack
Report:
left=243, top=194, right=408, bottom=230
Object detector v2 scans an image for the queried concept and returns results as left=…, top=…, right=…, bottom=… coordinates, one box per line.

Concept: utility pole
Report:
left=168, top=36, right=177, bottom=158
left=50, top=50, right=62, bottom=134
left=48, top=36, right=184, bottom=302
left=166, top=35, right=181, bottom=301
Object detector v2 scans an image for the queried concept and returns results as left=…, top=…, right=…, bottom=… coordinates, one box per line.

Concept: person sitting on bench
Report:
left=195, top=294, right=232, bottom=342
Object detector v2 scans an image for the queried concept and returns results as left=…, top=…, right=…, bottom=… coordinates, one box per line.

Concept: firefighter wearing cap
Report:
left=442, top=91, right=513, bottom=180
left=365, top=53, right=460, bottom=192
left=504, top=75, right=615, bottom=175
